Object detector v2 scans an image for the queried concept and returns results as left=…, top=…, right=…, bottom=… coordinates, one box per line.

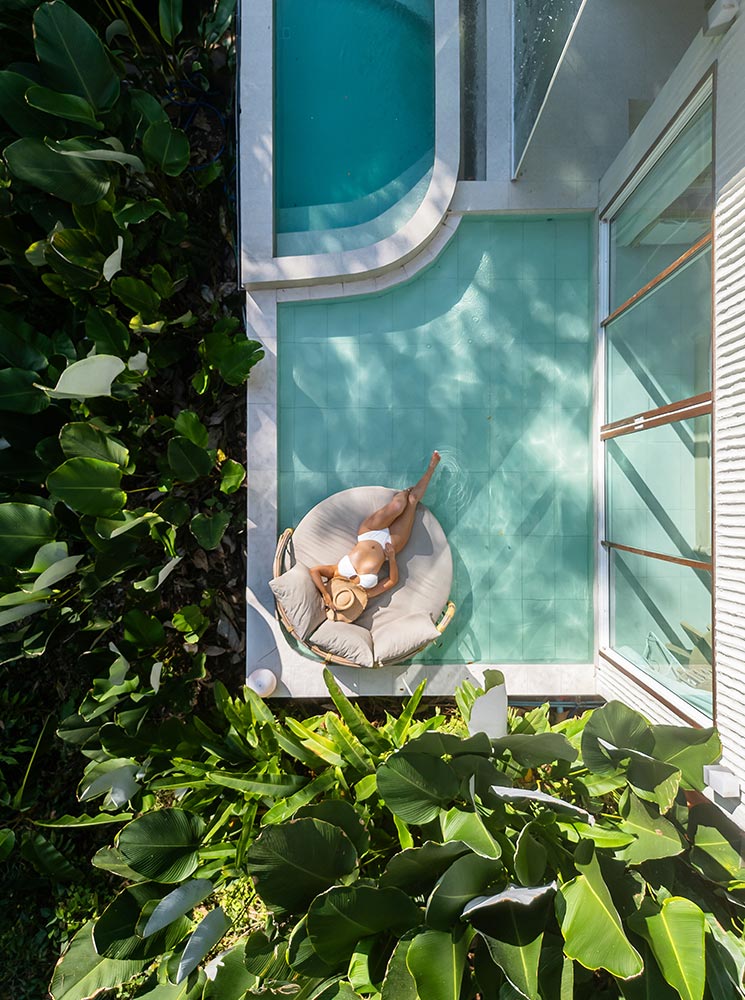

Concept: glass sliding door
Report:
left=600, top=83, right=714, bottom=717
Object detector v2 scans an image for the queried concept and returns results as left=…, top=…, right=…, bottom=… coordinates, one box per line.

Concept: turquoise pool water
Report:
left=277, top=216, right=595, bottom=664
left=275, top=0, right=435, bottom=256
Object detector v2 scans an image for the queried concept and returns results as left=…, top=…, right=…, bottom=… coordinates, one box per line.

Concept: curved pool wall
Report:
left=277, top=215, right=595, bottom=665
left=274, top=0, right=435, bottom=257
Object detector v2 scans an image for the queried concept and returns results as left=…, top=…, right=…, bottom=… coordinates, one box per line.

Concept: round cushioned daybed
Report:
left=270, top=486, right=455, bottom=669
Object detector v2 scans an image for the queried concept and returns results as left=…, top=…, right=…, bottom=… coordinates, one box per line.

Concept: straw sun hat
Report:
left=327, top=576, right=368, bottom=624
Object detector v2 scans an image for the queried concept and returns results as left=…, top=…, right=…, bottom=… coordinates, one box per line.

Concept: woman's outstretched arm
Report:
left=309, top=564, right=337, bottom=608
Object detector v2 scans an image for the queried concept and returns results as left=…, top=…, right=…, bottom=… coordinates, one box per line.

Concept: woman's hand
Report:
left=385, top=542, right=396, bottom=561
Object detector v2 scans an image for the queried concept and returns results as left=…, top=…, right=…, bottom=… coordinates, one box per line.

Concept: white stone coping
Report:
left=239, top=0, right=461, bottom=289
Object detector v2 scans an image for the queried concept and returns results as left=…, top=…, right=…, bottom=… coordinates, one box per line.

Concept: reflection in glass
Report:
left=610, top=549, right=712, bottom=716
left=606, top=414, right=711, bottom=562
left=610, top=97, right=712, bottom=310
left=606, top=247, right=711, bottom=423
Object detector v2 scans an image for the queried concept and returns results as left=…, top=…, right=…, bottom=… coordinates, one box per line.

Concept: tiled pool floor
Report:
left=277, top=216, right=594, bottom=664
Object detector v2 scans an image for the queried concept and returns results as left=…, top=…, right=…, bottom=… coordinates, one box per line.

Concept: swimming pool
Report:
left=277, top=216, right=594, bottom=664
left=274, top=0, right=435, bottom=256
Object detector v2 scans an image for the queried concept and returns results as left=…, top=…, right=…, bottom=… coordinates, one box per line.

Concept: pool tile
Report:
left=522, top=280, right=556, bottom=341
left=556, top=344, right=592, bottom=406
left=555, top=600, right=592, bottom=660
left=278, top=410, right=295, bottom=472
left=522, top=599, right=556, bottom=660
left=294, top=471, right=328, bottom=522
left=556, top=536, right=592, bottom=600
left=557, top=471, right=592, bottom=535
left=294, top=341, right=329, bottom=407
left=358, top=408, right=393, bottom=472
left=491, top=535, right=522, bottom=597
left=491, top=222, right=524, bottom=278
left=427, top=241, right=459, bottom=280
left=391, top=408, right=426, bottom=473
left=521, top=472, right=557, bottom=535
left=326, top=407, right=362, bottom=471
left=490, top=599, right=524, bottom=660
left=457, top=410, right=492, bottom=472
left=294, top=302, right=328, bottom=341
left=326, top=299, right=360, bottom=337
left=393, top=282, right=426, bottom=329
left=556, top=219, right=591, bottom=279
left=522, top=535, right=556, bottom=598
left=294, top=407, right=327, bottom=472
left=522, top=220, right=556, bottom=280
left=358, top=292, right=393, bottom=333
left=491, top=473, right=522, bottom=535
left=556, top=280, right=591, bottom=341
left=425, top=278, right=460, bottom=323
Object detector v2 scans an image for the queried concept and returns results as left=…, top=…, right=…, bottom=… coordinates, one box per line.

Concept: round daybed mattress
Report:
left=272, top=486, right=454, bottom=667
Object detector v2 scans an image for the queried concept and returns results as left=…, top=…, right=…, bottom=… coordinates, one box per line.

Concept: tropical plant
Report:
left=0, top=0, right=257, bottom=990
left=46, top=668, right=741, bottom=1000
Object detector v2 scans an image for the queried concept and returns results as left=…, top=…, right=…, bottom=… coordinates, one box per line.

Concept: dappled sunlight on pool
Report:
left=277, top=216, right=594, bottom=663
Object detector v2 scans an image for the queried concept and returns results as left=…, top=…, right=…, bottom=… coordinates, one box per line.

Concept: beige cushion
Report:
left=269, top=563, right=325, bottom=640
left=289, top=487, right=452, bottom=633
left=372, top=612, right=441, bottom=664
left=309, top=620, right=375, bottom=669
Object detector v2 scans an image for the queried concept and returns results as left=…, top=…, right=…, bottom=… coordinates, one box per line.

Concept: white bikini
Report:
left=337, top=528, right=392, bottom=589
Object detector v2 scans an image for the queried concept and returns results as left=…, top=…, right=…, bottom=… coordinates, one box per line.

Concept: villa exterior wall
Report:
left=597, top=15, right=745, bottom=819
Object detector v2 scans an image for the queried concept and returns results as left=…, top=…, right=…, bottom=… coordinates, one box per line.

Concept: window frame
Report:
left=597, top=72, right=716, bottom=727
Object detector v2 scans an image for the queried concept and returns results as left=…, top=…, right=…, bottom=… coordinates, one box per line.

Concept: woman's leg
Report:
left=388, top=451, right=441, bottom=552
left=358, top=451, right=441, bottom=537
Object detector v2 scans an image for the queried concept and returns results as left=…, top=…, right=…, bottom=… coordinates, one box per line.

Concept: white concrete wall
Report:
left=598, top=12, right=745, bottom=819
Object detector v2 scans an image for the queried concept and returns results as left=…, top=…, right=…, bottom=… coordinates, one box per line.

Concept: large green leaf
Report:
left=704, top=916, right=745, bottom=1000
left=202, top=940, right=258, bottom=1000
left=0, top=70, right=60, bottom=138
left=406, top=928, right=472, bottom=1000
left=60, top=422, right=129, bottom=467
left=204, top=328, right=264, bottom=386
left=287, top=916, right=338, bottom=976
left=491, top=733, right=577, bottom=766
left=190, top=511, right=230, bottom=550
left=323, top=668, right=390, bottom=755
left=42, top=355, right=126, bottom=399
left=439, top=808, right=502, bottom=858
left=85, top=308, right=130, bottom=355
left=49, top=922, right=144, bottom=1000
left=115, top=809, right=205, bottom=883
left=141, top=880, right=214, bottom=937
left=581, top=701, right=653, bottom=775
left=0, top=502, right=56, bottom=567
left=168, top=436, right=213, bottom=482
left=47, top=458, right=126, bottom=516
left=111, top=276, right=161, bottom=319
left=616, top=791, right=683, bottom=865
left=295, top=800, right=370, bottom=856
left=618, top=940, right=679, bottom=999
left=377, top=751, right=459, bottom=824
left=426, top=853, right=501, bottom=931
left=463, top=886, right=555, bottom=1000
left=0, top=367, right=48, bottom=413
left=4, top=137, right=111, bottom=204
left=381, top=841, right=471, bottom=894
left=93, top=883, right=192, bottom=960
left=650, top=726, right=721, bottom=790
left=143, top=121, right=190, bottom=176
left=307, top=885, right=421, bottom=964
left=209, top=770, right=308, bottom=798
left=486, top=785, right=592, bottom=823
left=26, top=86, right=100, bottom=127
left=628, top=898, right=706, bottom=1000
left=159, top=0, right=183, bottom=43
left=176, top=907, right=231, bottom=983
left=246, top=818, right=358, bottom=914
left=381, top=936, right=417, bottom=1000
left=514, top=823, right=548, bottom=886
left=33, top=1, right=120, bottom=110
left=557, top=841, right=643, bottom=979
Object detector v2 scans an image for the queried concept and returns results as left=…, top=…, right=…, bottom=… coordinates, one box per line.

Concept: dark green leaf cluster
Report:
left=44, top=668, right=745, bottom=1000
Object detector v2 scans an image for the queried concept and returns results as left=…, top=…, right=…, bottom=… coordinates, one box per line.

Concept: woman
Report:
left=309, top=452, right=441, bottom=609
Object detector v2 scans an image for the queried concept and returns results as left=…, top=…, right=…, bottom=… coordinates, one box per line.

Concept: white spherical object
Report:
left=247, top=668, right=277, bottom=698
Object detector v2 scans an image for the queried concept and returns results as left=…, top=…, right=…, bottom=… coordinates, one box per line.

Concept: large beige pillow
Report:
left=309, top=620, right=375, bottom=669
left=371, top=612, right=441, bottom=665
left=269, top=563, right=326, bottom=640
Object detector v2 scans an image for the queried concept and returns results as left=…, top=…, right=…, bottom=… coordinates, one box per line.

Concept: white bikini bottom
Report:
left=337, top=528, right=392, bottom=589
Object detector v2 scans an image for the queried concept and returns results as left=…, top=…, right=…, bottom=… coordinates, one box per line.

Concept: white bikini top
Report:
left=337, top=554, right=377, bottom=589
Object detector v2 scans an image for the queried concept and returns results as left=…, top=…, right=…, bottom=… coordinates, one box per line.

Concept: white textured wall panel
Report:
left=712, top=13, right=745, bottom=800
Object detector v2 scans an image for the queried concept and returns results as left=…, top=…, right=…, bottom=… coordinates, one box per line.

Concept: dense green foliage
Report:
left=45, top=668, right=745, bottom=1000
left=0, top=0, right=258, bottom=992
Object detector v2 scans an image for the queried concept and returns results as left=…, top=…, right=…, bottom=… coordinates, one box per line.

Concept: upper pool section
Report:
left=275, top=0, right=435, bottom=257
